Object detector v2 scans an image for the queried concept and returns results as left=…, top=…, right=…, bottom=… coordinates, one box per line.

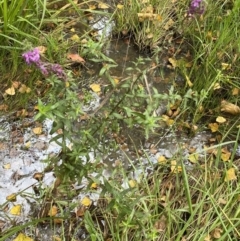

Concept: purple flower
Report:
left=51, top=64, right=66, bottom=78
left=36, top=61, right=49, bottom=76
left=22, top=48, right=66, bottom=80
left=22, top=48, right=40, bottom=64
left=188, top=0, right=205, bottom=15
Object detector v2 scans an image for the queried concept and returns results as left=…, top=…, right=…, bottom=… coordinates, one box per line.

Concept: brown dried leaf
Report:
left=76, top=206, right=87, bottom=217
left=67, top=53, right=85, bottom=63
left=0, top=104, right=8, bottom=111
left=221, top=100, right=240, bottom=115
left=33, top=172, right=44, bottom=181
left=154, top=215, right=167, bottom=232
left=12, top=81, right=21, bottom=89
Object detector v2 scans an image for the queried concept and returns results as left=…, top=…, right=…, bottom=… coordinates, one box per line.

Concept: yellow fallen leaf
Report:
left=13, top=233, right=34, bottom=241
left=128, top=179, right=137, bottom=188
left=171, top=160, right=182, bottom=173
left=221, top=63, right=231, bottom=70
left=3, top=163, right=11, bottom=169
left=212, top=228, right=223, bottom=239
left=65, top=81, right=70, bottom=88
left=48, top=205, right=58, bottom=216
left=52, top=235, right=62, bottom=241
left=218, top=197, right=227, bottom=205
left=232, top=87, right=239, bottom=96
left=32, top=127, right=42, bottom=135
left=90, top=83, right=101, bottom=93
left=10, top=204, right=21, bottom=215
left=98, top=2, right=109, bottom=9
left=147, top=33, right=153, bottom=39
left=221, top=151, right=231, bottom=162
left=6, top=193, right=17, bottom=202
left=114, top=78, right=119, bottom=85
left=117, top=4, right=124, bottom=9
left=81, top=196, right=92, bottom=207
left=90, top=182, right=98, bottom=189
left=25, top=141, right=31, bottom=149
left=37, top=45, right=47, bottom=54
left=168, top=58, right=178, bottom=68
left=19, top=84, right=31, bottom=93
left=164, top=18, right=174, bottom=30
left=71, top=34, right=80, bottom=42
left=162, top=115, right=174, bottom=126
left=158, top=155, right=167, bottom=164
left=137, top=13, right=160, bottom=20
left=221, top=100, right=240, bottom=115
left=204, top=234, right=211, bottom=241
left=213, top=82, right=221, bottom=90
left=188, top=153, right=199, bottom=163
left=88, top=4, right=97, bottom=10
left=224, top=168, right=237, bottom=181
left=208, top=123, right=219, bottom=132
left=216, top=116, right=226, bottom=123
left=185, top=74, right=193, bottom=87
left=5, top=86, right=15, bottom=95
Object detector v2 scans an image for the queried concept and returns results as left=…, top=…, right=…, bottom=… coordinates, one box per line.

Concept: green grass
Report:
left=113, top=0, right=179, bottom=50
left=179, top=0, right=240, bottom=122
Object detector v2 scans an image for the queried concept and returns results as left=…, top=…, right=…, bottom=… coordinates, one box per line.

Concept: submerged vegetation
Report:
left=0, top=0, right=240, bottom=240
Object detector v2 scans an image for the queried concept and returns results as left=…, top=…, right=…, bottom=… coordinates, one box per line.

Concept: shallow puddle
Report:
left=0, top=37, right=212, bottom=240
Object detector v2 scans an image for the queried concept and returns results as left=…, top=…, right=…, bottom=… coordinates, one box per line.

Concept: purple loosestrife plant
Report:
left=22, top=48, right=40, bottom=65
left=22, top=48, right=66, bottom=80
left=188, top=0, right=205, bottom=16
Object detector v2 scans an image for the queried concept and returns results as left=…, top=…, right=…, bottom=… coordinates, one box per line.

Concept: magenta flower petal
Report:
left=22, top=48, right=40, bottom=65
